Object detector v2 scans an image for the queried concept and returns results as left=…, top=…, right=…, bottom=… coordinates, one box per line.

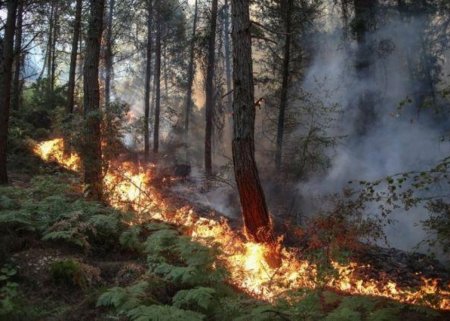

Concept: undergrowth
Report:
left=0, top=173, right=446, bottom=320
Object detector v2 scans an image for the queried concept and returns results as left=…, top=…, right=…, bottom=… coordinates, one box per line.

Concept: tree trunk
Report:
left=184, top=0, right=198, bottom=138
left=104, top=0, right=115, bottom=108
left=223, top=0, right=232, bottom=112
left=0, top=0, right=18, bottom=184
left=353, top=0, right=376, bottom=135
left=67, top=0, right=83, bottom=114
left=153, top=0, right=161, bottom=154
left=83, top=0, right=105, bottom=201
left=50, top=5, right=60, bottom=95
left=11, top=0, right=23, bottom=111
left=204, top=0, right=218, bottom=177
left=231, top=0, right=274, bottom=243
left=144, top=0, right=153, bottom=161
left=275, top=0, right=293, bottom=170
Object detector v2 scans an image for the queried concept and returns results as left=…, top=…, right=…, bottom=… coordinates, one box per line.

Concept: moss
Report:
left=50, top=259, right=86, bottom=288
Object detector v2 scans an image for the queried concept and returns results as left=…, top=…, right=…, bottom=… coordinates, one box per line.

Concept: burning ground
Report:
left=29, top=138, right=450, bottom=309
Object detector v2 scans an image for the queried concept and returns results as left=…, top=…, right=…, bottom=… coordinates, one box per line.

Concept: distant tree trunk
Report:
left=223, top=0, right=232, bottom=112
left=153, top=0, right=161, bottom=154
left=104, top=0, right=115, bottom=108
left=0, top=0, right=18, bottom=184
left=50, top=5, right=60, bottom=95
left=67, top=0, right=83, bottom=114
left=83, top=0, right=105, bottom=201
left=144, top=0, right=153, bottom=161
left=231, top=0, right=274, bottom=243
left=275, top=0, right=293, bottom=170
left=353, top=0, right=376, bottom=135
left=46, top=3, right=55, bottom=88
left=11, top=0, right=23, bottom=111
left=204, top=0, right=218, bottom=177
left=184, top=0, right=198, bottom=137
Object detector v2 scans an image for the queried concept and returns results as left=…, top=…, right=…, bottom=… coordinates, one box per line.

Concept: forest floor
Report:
left=1, top=150, right=450, bottom=321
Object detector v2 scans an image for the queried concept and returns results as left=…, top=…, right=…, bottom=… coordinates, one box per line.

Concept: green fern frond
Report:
left=172, top=287, right=216, bottom=311
left=126, top=305, right=205, bottom=321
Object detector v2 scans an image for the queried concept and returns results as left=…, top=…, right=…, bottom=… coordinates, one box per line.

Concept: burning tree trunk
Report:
left=11, top=0, right=23, bottom=111
left=204, top=0, right=218, bottom=177
left=0, top=0, right=18, bottom=184
left=67, top=0, right=83, bottom=114
left=231, top=0, right=274, bottom=243
left=275, top=0, right=293, bottom=170
left=144, top=0, right=153, bottom=161
left=82, top=0, right=105, bottom=200
left=153, top=0, right=161, bottom=154
left=104, top=0, right=115, bottom=109
left=184, top=0, right=198, bottom=137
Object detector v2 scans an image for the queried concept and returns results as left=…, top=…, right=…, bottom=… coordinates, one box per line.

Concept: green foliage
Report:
left=127, top=305, right=205, bottom=321
left=120, top=225, right=144, bottom=251
left=144, top=226, right=226, bottom=287
left=172, top=287, right=216, bottom=312
left=97, top=281, right=152, bottom=313
left=0, top=265, right=19, bottom=316
left=0, top=175, right=124, bottom=252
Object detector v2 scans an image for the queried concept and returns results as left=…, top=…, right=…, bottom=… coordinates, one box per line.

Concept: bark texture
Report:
left=11, top=0, right=23, bottom=111
left=104, top=0, right=115, bottom=108
left=231, top=0, right=274, bottom=243
left=204, top=0, right=218, bottom=176
left=67, top=0, right=83, bottom=114
left=153, top=0, right=161, bottom=154
left=144, top=0, right=153, bottom=161
left=184, top=0, right=198, bottom=136
left=275, top=0, right=293, bottom=170
left=0, top=0, right=18, bottom=184
left=83, top=0, right=105, bottom=200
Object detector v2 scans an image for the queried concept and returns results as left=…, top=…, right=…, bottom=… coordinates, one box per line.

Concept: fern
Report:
left=126, top=305, right=205, bottom=321
left=97, top=281, right=150, bottom=313
left=234, top=305, right=290, bottom=321
left=172, top=287, right=216, bottom=312
left=120, top=226, right=143, bottom=251
left=367, top=308, right=400, bottom=321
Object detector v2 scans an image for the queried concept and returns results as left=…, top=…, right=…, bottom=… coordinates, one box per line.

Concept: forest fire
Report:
left=33, top=138, right=450, bottom=310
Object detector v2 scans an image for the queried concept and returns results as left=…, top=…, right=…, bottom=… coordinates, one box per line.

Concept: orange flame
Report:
left=32, top=138, right=450, bottom=310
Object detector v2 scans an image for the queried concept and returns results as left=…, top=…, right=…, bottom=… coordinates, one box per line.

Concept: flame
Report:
left=33, top=138, right=450, bottom=310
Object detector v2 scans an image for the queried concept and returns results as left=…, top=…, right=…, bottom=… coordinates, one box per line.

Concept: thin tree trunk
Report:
left=184, top=0, right=198, bottom=136
left=50, top=5, right=60, bottom=95
left=204, top=0, right=218, bottom=176
left=223, top=0, right=232, bottom=112
left=0, top=0, right=18, bottom=184
left=275, top=0, right=293, bottom=170
left=67, top=0, right=83, bottom=114
left=11, top=0, right=23, bottom=111
left=83, top=0, right=105, bottom=201
left=144, top=0, right=153, bottom=161
left=46, top=3, right=55, bottom=88
left=231, top=0, right=274, bottom=243
left=153, top=0, right=161, bottom=154
left=104, top=0, right=115, bottom=108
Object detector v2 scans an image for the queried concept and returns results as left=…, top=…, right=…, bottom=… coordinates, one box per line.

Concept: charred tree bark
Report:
left=153, top=0, right=161, bottom=154
left=83, top=0, right=105, bottom=201
left=67, top=0, right=83, bottom=114
left=11, top=0, right=23, bottom=111
left=184, top=0, right=198, bottom=137
left=0, top=0, right=18, bottom=184
left=104, top=0, right=115, bottom=108
left=231, top=0, right=274, bottom=243
left=275, top=0, right=293, bottom=170
left=144, top=0, right=153, bottom=161
left=204, top=0, right=218, bottom=177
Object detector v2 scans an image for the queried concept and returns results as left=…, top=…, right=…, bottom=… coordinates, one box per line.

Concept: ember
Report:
left=33, top=138, right=450, bottom=310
